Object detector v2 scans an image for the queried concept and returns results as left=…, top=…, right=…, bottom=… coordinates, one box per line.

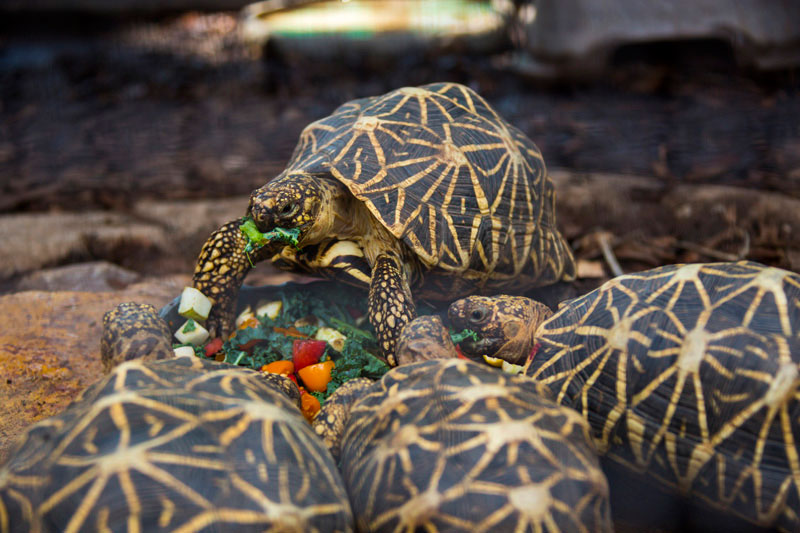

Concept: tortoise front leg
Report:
left=192, top=219, right=273, bottom=338
left=368, top=253, right=416, bottom=365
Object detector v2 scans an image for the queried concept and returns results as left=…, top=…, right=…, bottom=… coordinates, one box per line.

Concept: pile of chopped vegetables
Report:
left=172, top=283, right=391, bottom=422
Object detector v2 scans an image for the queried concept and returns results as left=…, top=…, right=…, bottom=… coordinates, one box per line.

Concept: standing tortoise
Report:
left=192, top=81, right=576, bottom=363
left=0, top=303, right=353, bottom=533
left=314, top=356, right=612, bottom=533
left=448, top=261, right=800, bottom=532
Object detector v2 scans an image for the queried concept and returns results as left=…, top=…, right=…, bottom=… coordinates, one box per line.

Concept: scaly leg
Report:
left=192, top=219, right=273, bottom=338
left=312, top=377, right=373, bottom=461
left=368, top=253, right=416, bottom=365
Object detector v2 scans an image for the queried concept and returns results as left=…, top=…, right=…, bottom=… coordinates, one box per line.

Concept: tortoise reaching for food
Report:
left=0, top=303, right=353, bottom=533
left=192, top=82, right=576, bottom=363
left=449, top=261, right=800, bottom=531
left=313, top=314, right=461, bottom=458
left=314, top=357, right=612, bottom=533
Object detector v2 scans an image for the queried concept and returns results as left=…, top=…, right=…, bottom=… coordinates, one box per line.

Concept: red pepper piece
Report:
left=204, top=337, right=224, bottom=357
left=292, top=339, right=327, bottom=371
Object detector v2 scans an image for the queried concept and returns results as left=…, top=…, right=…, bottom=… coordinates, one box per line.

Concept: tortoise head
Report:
left=248, top=171, right=346, bottom=245
left=448, top=295, right=553, bottom=365
left=395, top=315, right=459, bottom=366
left=100, top=302, right=174, bottom=373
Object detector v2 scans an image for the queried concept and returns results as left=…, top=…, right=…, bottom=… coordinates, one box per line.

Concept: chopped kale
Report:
left=328, top=316, right=376, bottom=343
left=183, top=319, right=197, bottom=333
left=318, top=339, right=389, bottom=401
left=222, top=322, right=298, bottom=368
left=173, top=342, right=205, bottom=358
left=450, top=328, right=479, bottom=344
left=240, top=217, right=301, bottom=253
left=309, top=390, right=326, bottom=403
left=217, top=282, right=389, bottom=404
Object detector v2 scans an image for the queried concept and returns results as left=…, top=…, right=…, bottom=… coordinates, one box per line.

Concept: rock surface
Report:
left=0, top=198, right=245, bottom=281
left=0, top=271, right=189, bottom=462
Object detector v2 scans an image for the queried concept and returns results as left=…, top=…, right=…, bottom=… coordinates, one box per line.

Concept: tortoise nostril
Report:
left=248, top=202, right=274, bottom=233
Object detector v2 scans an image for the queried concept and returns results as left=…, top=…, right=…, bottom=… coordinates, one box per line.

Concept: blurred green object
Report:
left=241, top=0, right=512, bottom=57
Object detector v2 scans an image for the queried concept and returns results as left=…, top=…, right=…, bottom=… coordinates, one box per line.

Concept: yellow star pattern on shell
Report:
left=340, top=359, right=612, bottom=532
left=527, top=260, right=800, bottom=531
left=0, top=356, right=353, bottom=533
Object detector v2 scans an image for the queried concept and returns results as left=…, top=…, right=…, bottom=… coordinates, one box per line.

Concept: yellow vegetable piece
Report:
left=261, top=360, right=295, bottom=375
left=300, top=393, right=321, bottom=423
left=297, top=360, right=335, bottom=392
left=482, top=354, right=503, bottom=367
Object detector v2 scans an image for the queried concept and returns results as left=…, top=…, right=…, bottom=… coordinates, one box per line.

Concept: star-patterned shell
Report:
left=284, top=82, right=575, bottom=289
left=526, top=260, right=800, bottom=531
left=340, top=358, right=612, bottom=533
left=0, top=356, right=353, bottom=533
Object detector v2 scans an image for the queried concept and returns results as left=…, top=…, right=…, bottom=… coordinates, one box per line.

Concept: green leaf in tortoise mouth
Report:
left=239, top=217, right=302, bottom=266
left=450, top=328, right=479, bottom=344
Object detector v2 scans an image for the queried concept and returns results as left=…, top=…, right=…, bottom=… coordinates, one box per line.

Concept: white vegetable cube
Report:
left=173, top=345, right=196, bottom=358
left=174, top=319, right=209, bottom=346
left=235, top=306, right=255, bottom=328
left=314, top=327, right=347, bottom=352
left=178, top=287, right=212, bottom=322
left=256, top=300, right=283, bottom=320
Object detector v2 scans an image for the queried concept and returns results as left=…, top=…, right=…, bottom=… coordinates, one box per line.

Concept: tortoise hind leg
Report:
left=368, top=253, right=416, bottom=366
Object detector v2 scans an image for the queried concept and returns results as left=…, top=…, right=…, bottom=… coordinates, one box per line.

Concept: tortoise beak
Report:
left=457, top=338, right=488, bottom=360
left=248, top=189, right=277, bottom=233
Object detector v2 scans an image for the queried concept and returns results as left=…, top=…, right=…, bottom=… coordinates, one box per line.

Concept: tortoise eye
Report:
left=279, top=202, right=299, bottom=217
left=469, top=307, right=488, bottom=324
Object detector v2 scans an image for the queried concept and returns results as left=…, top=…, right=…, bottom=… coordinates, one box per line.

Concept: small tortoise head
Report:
left=448, top=295, right=553, bottom=365
left=100, top=302, right=173, bottom=373
left=248, top=171, right=347, bottom=245
left=395, top=315, right=459, bottom=366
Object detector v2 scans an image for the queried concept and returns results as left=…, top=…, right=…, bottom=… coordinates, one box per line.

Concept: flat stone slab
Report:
left=0, top=198, right=245, bottom=280
left=0, top=274, right=189, bottom=462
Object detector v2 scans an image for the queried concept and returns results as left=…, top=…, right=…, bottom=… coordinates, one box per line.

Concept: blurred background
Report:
left=1, top=1, right=799, bottom=529
left=1, top=0, right=799, bottom=292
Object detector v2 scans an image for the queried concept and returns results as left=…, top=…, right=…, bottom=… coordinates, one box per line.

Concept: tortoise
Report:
left=448, top=260, right=800, bottom=531
left=314, top=356, right=612, bottom=532
left=192, top=81, right=576, bottom=363
left=312, top=314, right=462, bottom=458
left=0, top=303, right=353, bottom=533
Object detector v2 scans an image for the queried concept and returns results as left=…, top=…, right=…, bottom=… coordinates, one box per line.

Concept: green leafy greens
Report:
left=450, top=328, right=479, bottom=344
left=218, top=283, right=390, bottom=403
left=311, top=338, right=389, bottom=403
left=240, top=217, right=301, bottom=254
